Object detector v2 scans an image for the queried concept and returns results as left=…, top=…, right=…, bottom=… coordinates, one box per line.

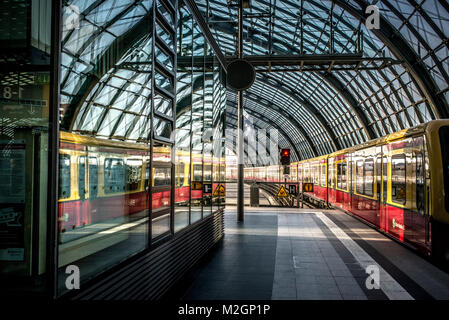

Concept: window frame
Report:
left=390, top=153, right=407, bottom=205
left=336, top=159, right=348, bottom=192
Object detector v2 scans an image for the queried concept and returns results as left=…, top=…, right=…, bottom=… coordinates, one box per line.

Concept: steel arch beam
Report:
left=229, top=91, right=318, bottom=157
left=227, top=100, right=301, bottom=161
left=226, top=113, right=284, bottom=165
left=238, top=91, right=318, bottom=157
left=61, top=15, right=153, bottom=130
left=332, top=0, right=449, bottom=119
left=258, top=74, right=342, bottom=151
left=321, top=72, right=375, bottom=140
left=226, top=121, right=289, bottom=166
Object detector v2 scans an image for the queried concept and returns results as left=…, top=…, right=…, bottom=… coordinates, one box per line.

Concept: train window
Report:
left=356, top=160, right=364, bottom=194
left=193, top=164, right=202, bottom=181
left=364, top=159, right=374, bottom=197
left=382, top=156, right=388, bottom=203
left=78, top=156, right=86, bottom=199
left=328, top=162, right=334, bottom=188
left=320, top=164, right=326, bottom=187
left=391, top=154, right=406, bottom=205
left=337, top=160, right=347, bottom=190
left=126, top=159, right=142, bottom=191
left=145, top=161, right=150, bottom=189
left=59, top=154, right=71, bottom=199
left=355, top=159, right=374, bottom=196
left=104, top=158, right=126, bottom=194
left=154, top=167, right=171, bottom=187
left=176, top=162, right=185, bottom=187
left=291, top=166, right=297, bottom=182
left=313, top=165, right=319, bottom=185
left=89, top=157, right=98, bottom=199
left=416, top=152, right=425, bottom=214
left=304, top=165, right=310, bottom=183
left=203, top=164, right=212, bottom=182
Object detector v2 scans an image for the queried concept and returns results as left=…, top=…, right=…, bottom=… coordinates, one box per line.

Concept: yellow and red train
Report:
left=58, top=132, right=223, bottom=240
left=245, top=120, right=449, bottom=261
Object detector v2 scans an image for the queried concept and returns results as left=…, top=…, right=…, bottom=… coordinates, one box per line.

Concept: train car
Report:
left=58, top=133, right=191, bottom=235
left=175, top=150, right=191, bottom=204
left=327, top=151, right=351, bottom=212
left=267, top=165, right=281, bottom=182
left=243, top=120, right=449, bottom=262
left=58, top=132, right=151, bottom=236
left=299, top=155, right=328, bottom=203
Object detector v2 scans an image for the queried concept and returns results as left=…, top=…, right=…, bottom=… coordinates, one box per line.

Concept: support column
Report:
left=237, top=0, right=244, bottom=222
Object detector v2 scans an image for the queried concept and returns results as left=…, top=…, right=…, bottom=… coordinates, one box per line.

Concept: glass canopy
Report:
left=196, top=0, right=449, bottom=162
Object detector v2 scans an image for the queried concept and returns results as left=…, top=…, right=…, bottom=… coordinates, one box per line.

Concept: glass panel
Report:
left=154, top=94, right=173, bottom=117
left=155, top=71, right=174, bottom=93
left=78, top=156, right=87, bottom=199
left=158, top=0, right=174, bottom=26
left=152, top=142, right=172, bottom=238
left=155, top=45, right=174, bottom=70
left=203, top=68, right=213, bottom=217
left=364, top=159, right=374, bottom=197
left=57, top=0, right=153, bottom=295
left=190, top=18, right=204, bottom=223
left=174, top=5, right=192, bottom=231
left=89, top=157, right=98, bottom=199
left=156, top=23, right=174, bottom=51
left=154, top=117, right=173, bottom=139
left=320, top=164, right=326, bottom=187
left=58, top=140, right=149, bottom=294
left=154, top=167, right=171, bottom=186
left=59, top=154, right=71, bottom=199
left=391, top=154, right=406, bottom=204
left=151, top=193, right=170, bottom=238
left=0, top=70, right=50, bottom=290
left=337, top=160, right=347, bottom=190
left=356, top=160, right=364, bottom=194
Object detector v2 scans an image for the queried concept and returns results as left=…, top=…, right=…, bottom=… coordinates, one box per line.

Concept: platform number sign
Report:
left=203, top=183, right=212, bottom=193
left=289, top=185, right=297, bottom=196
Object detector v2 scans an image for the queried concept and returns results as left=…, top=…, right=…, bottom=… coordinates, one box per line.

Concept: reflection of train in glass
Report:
left=58, top=132, right=222, bottom=236
left=245, top=120, right=449, bottom=261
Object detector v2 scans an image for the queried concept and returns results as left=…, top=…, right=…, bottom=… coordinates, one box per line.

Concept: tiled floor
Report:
left=166, top=207, right=449, bottom=300
left=170, top=209, right=277, bottom=300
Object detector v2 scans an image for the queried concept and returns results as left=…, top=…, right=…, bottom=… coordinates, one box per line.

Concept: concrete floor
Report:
left=167, top=206, right=449, bottom=300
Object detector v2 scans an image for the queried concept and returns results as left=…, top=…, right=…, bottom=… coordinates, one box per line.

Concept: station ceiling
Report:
left=57, top=0, right=449, bottom=164
left=195, top=0, right=449, bottom=163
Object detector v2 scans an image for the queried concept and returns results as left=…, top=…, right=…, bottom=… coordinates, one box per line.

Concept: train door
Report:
left=78, top=156, right=88, bottom=227
left=380, top=149, right=388, bottom=232
left=413, top=136, right=428, bottom=247
left=88, top=157, right=98, bottom=226
left=376, top=146, right=383, bottom=229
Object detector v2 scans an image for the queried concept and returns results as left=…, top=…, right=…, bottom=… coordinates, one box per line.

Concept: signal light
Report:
left=280, top=148, right=291, bottom=165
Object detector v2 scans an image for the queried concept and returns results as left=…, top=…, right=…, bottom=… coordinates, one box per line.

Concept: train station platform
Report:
left=165, top=207, right=449, bottom=300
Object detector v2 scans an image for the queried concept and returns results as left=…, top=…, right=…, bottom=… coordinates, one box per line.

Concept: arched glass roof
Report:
left=196, top=0, right=449, bottom=160
left=58, top=0, right=449, bottom=161
left=59, top=0, right=167, bottom=142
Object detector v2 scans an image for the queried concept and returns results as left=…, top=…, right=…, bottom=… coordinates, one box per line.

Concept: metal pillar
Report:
left=237, top=0, right=244, bottom=222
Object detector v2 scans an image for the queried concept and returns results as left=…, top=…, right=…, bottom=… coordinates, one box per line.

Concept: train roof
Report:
left=295, top=120, right=449, bottom=165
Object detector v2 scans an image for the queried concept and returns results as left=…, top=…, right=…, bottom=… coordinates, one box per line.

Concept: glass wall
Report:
left=0, top=0, right=54, bottom=293
left=174, top=1, right=226, bottom=233
left=0, top=0, right=225, bottom=297
left=56, top=0, right=224, bottom=296
left=56, top=0, right=175, bottom=296
left=174, top=3, right=193, bottom=231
